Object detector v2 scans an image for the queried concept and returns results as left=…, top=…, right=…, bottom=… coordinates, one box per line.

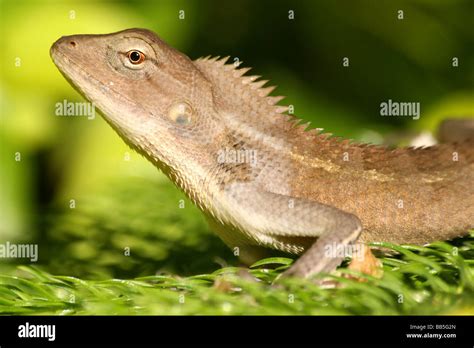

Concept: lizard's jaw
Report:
left=51, top=35, right=120, bottom=122
left=51, top=36, right=163, bottom=146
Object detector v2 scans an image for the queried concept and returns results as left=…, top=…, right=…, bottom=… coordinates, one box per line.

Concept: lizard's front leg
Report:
left=281, top=211, right=363, bottom=278
left=221, top=183, right=363, bottom=279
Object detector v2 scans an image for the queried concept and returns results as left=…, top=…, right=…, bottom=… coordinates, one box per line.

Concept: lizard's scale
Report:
left=50, top=29, right=474, bottom=278
left=195, top=55, right=474, bottom=245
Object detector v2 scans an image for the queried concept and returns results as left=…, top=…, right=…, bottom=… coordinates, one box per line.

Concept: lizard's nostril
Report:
left=69, top=41, right=77, bottom=48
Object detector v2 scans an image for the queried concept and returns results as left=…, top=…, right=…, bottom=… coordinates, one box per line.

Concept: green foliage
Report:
left=39, top=177, right=234, bottom=279
left=0, top=175, right=473, bottom=315
left=0, top=232, right=472, bottom=315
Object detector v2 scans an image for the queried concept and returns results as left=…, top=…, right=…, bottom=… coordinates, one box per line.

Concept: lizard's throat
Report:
left=133, top=136, right=215, bottom=212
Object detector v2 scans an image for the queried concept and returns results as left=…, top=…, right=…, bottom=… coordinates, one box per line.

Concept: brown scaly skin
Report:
left=194, top=56, right=474, bottom=245
left=50, top=28, right=474, bottom=279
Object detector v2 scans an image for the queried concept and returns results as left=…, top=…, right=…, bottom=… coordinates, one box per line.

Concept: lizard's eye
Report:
left=127, top=50, right=145, bottom=64
left=168, top=102, right=193, bottom=125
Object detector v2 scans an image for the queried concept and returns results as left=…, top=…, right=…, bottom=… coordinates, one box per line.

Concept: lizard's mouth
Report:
left=51, top=44, right=97, bottom=101
left=51, top=37, right=153, bottom=140
left=50, top=35, right=86, bottom=77
left=50, top=36, right=147, bottom=123
left=50, top=35, right=171, bottom=164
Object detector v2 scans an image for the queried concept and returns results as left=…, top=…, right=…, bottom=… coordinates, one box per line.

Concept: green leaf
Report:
left=250, top=257, right=294, bottom=268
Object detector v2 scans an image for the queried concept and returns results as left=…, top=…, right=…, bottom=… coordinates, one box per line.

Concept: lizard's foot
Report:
left=346, top=243, right=383, bottom=281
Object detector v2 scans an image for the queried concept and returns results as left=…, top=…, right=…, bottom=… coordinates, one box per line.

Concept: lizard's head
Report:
left=51, top=28, right=225, bottom=188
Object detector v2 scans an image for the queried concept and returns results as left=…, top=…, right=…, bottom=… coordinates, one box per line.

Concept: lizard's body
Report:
left=51, top=29, right=474, bottom=277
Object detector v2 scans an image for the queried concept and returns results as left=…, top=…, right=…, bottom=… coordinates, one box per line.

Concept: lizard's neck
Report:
left=194, top=56, right=474, bottom=177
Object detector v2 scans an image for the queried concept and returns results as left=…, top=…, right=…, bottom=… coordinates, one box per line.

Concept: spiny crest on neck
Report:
left=194, top=55, right=367, bottom=146
left=193, top=56, right=474, bottom=173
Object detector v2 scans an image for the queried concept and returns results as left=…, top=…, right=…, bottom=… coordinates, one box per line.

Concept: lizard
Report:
left=50, top=28, right=474, bottom=279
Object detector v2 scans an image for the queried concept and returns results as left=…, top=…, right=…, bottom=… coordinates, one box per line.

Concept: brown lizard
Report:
left=50, top=28, right=474, bottom=278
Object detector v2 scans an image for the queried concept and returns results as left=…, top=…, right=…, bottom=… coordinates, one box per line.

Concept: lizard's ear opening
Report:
left=167, top=102, right=194, bottom=125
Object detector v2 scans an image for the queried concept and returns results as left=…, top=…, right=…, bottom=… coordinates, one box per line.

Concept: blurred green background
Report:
left=0, top=0, right=473, bottom=279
